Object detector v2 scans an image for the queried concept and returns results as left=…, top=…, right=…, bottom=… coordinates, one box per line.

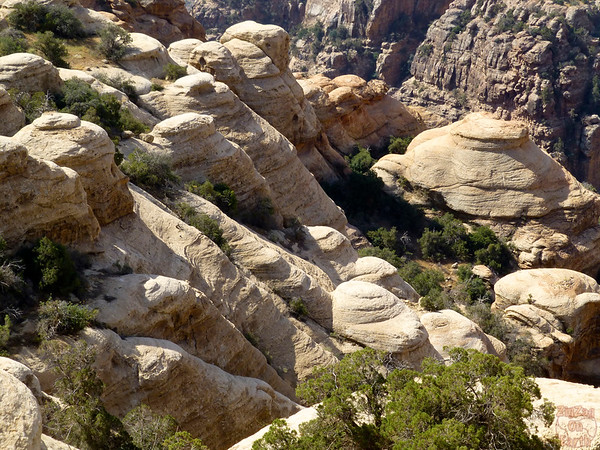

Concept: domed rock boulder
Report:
left=494, top=268, right=600, bottom=384
left=0, top=137, right=100, bottom=246
left=0, top=87, right=24, bottom=136
left=0, top=53, right=63, bottom=94
left=373, top=113, right=600, bottom=274
left=332, top=280, right=430, bottom=362
left=13, top=113, right=134, bottom=225
left=118, top=33, right=177, bottom=79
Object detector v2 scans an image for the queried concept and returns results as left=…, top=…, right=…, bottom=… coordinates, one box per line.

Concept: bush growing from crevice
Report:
left=387, top=136, right=413, bottom=154
left=97, top=24, right=132, bottom=61
left=175, top=202, right=231, bottom=256
left=185, top=180, right=238, bottom=215
left=239, top=197, right=277, bottom=230
left=37, top=298, right=97, bottom=340
left=456, top=264, right=492, bottom=303
left=9, top=89, right=56, bottom=123
left=0, top=315, right=11, bottom=354
left=164, top=63, right=187, bottom=81
left=43, top=340, right=136, bottom=449
left=119, top=149, right=179, bottom=194
left=21, top=237, right=82, bottom=296
left=289, top=297, right=308, bottom=318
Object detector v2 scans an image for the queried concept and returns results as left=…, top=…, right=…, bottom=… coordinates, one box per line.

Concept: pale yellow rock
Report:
left=41, top=434, right=78, bottom=450
left=119, top=33, right=177, bottom=79
left=0, top=53, right=63, bottom=93
left=167, top=38, right=204, bottom=67
left=13, top=112, right=133, bottom=225
left=92, top=67, right=153, bottom=95
left=0, top=137, right=100, bottom=246
left=373, top=113, right=600, bottom=273
left=0, top=357, right=42, bottom=402
left=94, top=186, right=338, bottom=384
left=0, top=369, right=42, bottom=450
left=138, top=73, right=347, bottom=231
left=351, top=256, right=420, bottom=302
left=84, top=328, right=300, bottom=450
left=188, top=41, right=242, bottom=86
left=332, top=280, right=429, bottom=356
left=421, top=309, right=507, bottom=361
left=91, top=273, right=294, bottom=397
left=0, top=87, right=24, bottom=136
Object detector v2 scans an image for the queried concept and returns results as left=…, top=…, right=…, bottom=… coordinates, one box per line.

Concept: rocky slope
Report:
left=398, top=0, right=600, bottom=186
left=1, top=3, right=600, bottom=448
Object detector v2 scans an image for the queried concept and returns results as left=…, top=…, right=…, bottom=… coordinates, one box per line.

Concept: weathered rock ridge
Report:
left=373, top=113, right=600, bottom=274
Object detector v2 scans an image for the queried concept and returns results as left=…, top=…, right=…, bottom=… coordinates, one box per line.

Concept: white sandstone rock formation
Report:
left=0, top=53, right=63, bottom=94
left=0, top=87, right=24, bottom=136
left=373, top=113, right=600, bottom=274
left=0, top=136, right=100, bottom=246
left=118, top=33, right=177, bottom=79
left=14, top=112, right=134, bottom=225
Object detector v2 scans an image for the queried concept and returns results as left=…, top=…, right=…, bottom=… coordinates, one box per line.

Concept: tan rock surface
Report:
left=351, top=256, right=420, bottom=302
left=0, top=136, right=100, bottom=247
left=332, top=280, right=429, bottom=357
left=373, top=113, right=600, bottom=274
left=0, top=53, right=63, bottom=94
left=118, top=33, right=176, bottom=79
left=128, top=112, right=278, bottom=219
left=167, top=38, right=204, bottom=67
left=0, top=357, right=42, bottom=402
left=300, top=74, right=425, bottom=154
left=0, top=87, right=25, bottom=136
left=92, top=273, right=294, bottom=397
left=13, top=112, right=133, bottom=225
left=85, top=328, right=299, bottom=450
left=0, top=369, right=42, bottom=449
left=494, top=268, right=600, bottom=384
left=41, top=434, right=78, bottom=450
left=93, top=186, right=338, bottom=384
left=137, top=73, right=347, bottom=230
left=421, top=309, right=506, bottom=361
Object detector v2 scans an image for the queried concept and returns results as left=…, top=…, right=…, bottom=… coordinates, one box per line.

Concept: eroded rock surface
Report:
left=13, top=112, right=133, bottom=225
left=0, top=53, right=63, bottom=94
left=373, top=113, right=600, bottom=274
left=0, top=136, right=99, bottom=247
left=494, top=268, right=600, bottom=384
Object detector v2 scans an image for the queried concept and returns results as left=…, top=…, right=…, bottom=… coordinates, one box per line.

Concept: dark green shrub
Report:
left=120, top=149, right=179, bottom=193
left=118, top=108, right=149, bottom=135
left=290, top=297, right=308, bottom=318
left=397, top=260, right=444, bottom=297
left=164, top=63, right=187, bottom=81
left=185, top=180, right=238, bottom=214
left=7, top=1, right=83, bottom=38
left=468, top=226, right=513, bottom=274
left=347, top=146, right=375, bottom=174
left=418, top=228, right=446, bottom=261
left=456, top=264, right=491, bottom=303
left=34, top=31, right=69, bottom=67
left=97, top=24, right=131, bottom=61
left=37, top=298, right=97, bottom=339
left=0, top=28, right=28, bottom=56
left=367, top=227, right=398, bottom=251
left=10, top=89, right=56, bottom=122
left=122, top=404, right=178, bottom=449
left=420, top=288, right=453, bottom=311
left=241, top=197, right=277, bottom=230
left=0, top=315, right=11, bottom=352
left=419, top=213, right=472, bottom=262
left=175, top=202, right=231, bottom=256
left=387, top=136, right=412, bottom=154
left=24, top=237, right=81, bottom=296
left=43, top=340, right=135, bottom=449
left=162, top=431, right=208, bottom=449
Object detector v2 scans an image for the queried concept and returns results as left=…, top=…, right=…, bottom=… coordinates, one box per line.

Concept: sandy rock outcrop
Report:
left=300, top=74, right=425, bottom=154
left=80, top=0, right=205, bottom=45
left=0, top=357, right=42, bottom=403
left=137, top=73, right=347, bottom=230
left=331, top=280, right=430, bottom=362
left=421, top=309, right=506, bottom=361
left=373, top=113, right=600, bottom=274
left=85, top=328, right=299, bottom=450
left=188, top=23, right=345, bottom=182
left=92, top=273, right=294, bottom=397
left=123, top=112, right=277, bottom=219
left=13, top=113, right=133, bottom=226
left=167, top=38, right=203, bottom=68
left=0, top=53, right=63, bottom=94
left=118, top=33, right=177, bottom=79
left=0, top=136, right=100, bottom=247
left=0, top=87, right=24, bottom=136
left=93, top=186, right=338, bottom=385
left=0, top=369, right=42, bottom=449
left=494, top=268, right=600, bottom=384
